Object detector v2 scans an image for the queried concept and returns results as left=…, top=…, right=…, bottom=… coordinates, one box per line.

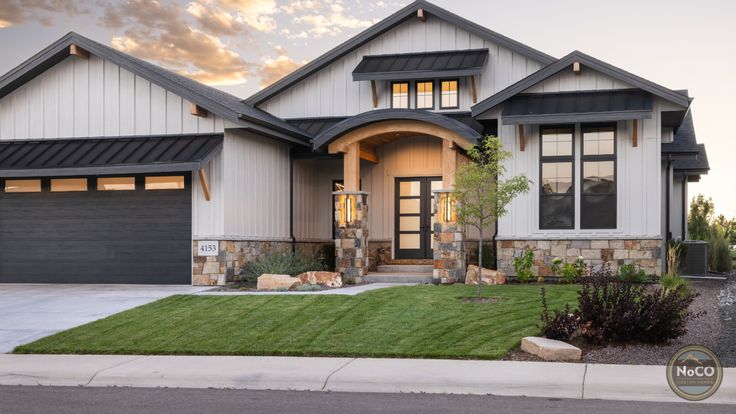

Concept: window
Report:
left=581, top=125, right=616, bottom=229
left=415, top=81, right=434, bottom=109
left=440, top=79, right=459, bottom=109
left=540, top=127, right=574, bottom=229
left=98, top=177, right=135, bottom=191
left=145, top=176, right=185, bottom=190
left=51, top=178, right=88, bottom=192
left=391, top=82, right=409, bottom=108
left=4, top=179, right=41, bottom=193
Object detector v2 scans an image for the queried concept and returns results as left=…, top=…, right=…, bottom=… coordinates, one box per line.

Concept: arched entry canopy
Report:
left=312, top=109, right=483, bottom=153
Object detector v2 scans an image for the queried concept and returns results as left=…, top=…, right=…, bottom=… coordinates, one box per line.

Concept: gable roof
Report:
left=244, top=0, right=555, bottom=106
left=471, top=50, right=691, bottom=117
left=0, top=32, right=310, bottom=146
left=662, top=111, right=701, bottom=156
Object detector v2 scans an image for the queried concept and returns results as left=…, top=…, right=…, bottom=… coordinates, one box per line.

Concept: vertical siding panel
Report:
left=119, top=68, right=135, bottom=135
left=73, top=57, right=89, bottom=137
left=409, top=18, right=426, bottom=52
left=103, top=59, right=119, bottom=136
left=134, top=76, right=151, bottom=135
left=455, top=28, right=470, bottom=49
left=43, top=68, right=59, bottom=138
left=198, top=111, right=215, bottom=133
left=332, top=59, right=346, bottom=117
left=165, top=91, right=182, bottom=134
left=318, top=70, right=331, bottom=116
left=0, top=100, right=12, bottom=139
left=28, top=78, right=45, bottom=138
left=150, top=84, right=166, bottom=134
left=182, top=100, right=199, bottom=133
left=88, top=55, right=104, bottom=136
left=425, top=16, right=441, bottom=49
left=12, top=89, right=29, bottom=139
left=58, top=59, right=74, bottom=137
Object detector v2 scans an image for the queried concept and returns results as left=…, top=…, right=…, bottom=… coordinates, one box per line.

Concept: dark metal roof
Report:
left=245, top=0, right=555, bottom=106
left=0, top=32, right=310, bottom=146
left=501, top=90, right=653, bottom=125
left=674, top=144, right=709, bottom=175
left=0, top=134, right=223, bottom=178
left=472, top=50, right=691, bottom=117
left=311, top=109, right=483, bottom=150
left=662, top=111, right=700, bottom=156
left=352, top=49, right=488, bottom=81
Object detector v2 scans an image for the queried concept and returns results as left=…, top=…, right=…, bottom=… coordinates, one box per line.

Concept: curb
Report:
left=0, top=355, right=733, bottom=404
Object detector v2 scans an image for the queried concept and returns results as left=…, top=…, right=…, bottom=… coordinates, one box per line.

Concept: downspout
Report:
left=681, top=174, right=687, bottom=240
left=665, top=155, right=672, bottom=274
left=289, top=147, right=296, bottom=253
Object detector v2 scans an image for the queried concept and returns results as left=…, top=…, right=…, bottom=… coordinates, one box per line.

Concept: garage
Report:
left=0, top=134, right=222, bottom=284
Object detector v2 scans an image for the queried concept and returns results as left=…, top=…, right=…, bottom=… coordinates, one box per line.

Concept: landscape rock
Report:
left=520, top=336, right=582, bottom=361
left=257, top=274, right=302, bottom=291
left=297, top=271, right=342, bottom=288
left=465, top=265, right=506, bottom=285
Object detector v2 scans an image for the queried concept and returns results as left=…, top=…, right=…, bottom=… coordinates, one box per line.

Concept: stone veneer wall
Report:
left=192, top=240, right=332, bottom=286
left=496, top=239, right=663, bottom=277
left=432, top=191, right=465, bottom=284
left=334, top=192, right=369, bottom=283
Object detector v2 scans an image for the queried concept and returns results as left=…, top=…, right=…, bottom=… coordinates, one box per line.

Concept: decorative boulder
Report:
left=257, top=274, right=302, bottom=291
left=520, top=336, right=582, bottom=361
left=297, top=271, right=342, bottom=288
left=465, top=265, right=506, bottom=285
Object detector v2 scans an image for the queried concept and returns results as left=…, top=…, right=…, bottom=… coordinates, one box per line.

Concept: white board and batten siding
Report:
left=259, top=15, right=545, bottom=118
left=495, top=98, right=669, bottom=240
left=522, top=67, right=633, bottom=94
left=0, top=55, right=225, bottom=140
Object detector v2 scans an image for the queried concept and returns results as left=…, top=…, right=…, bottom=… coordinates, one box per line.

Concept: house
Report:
left=0, top=0, right=709, bottom=285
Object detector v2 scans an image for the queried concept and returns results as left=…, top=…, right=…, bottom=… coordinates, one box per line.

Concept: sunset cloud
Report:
left=293, top=1, right=377, bottom=37
left=258, top=46, right=304, bottom=88
left=0, top=0, right=89, bottom=28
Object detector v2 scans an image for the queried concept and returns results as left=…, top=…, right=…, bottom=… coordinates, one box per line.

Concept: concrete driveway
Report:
left=0, top=284, right=208, bottom=353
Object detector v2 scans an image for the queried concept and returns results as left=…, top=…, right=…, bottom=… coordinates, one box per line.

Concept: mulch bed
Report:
left=505, top=278, right=732, bottom=366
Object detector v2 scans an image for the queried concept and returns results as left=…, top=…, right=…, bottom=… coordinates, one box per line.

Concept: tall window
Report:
left=391, top=82, right=409, bottom=108
left=415, top=81, right=434, bottom=109
left=440, top=79, right=458, bottom=109
left=581, top=125, right=616, bottom=229
left=540, top=126, right=574, bottom=229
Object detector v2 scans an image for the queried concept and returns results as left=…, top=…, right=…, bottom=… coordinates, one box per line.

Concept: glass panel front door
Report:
left=394, top=177, right=442, bottom=259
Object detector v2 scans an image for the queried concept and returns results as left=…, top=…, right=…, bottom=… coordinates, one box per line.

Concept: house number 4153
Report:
left=198, top=241, right=219, bottom=256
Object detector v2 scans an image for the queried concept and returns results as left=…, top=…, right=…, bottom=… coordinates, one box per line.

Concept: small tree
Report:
left=687, top=194, right=714, bottom=241
left=453, top=136, right=532, bottom=296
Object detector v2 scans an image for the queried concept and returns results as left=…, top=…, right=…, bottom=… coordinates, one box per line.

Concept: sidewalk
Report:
left=1, top=355, right=734, bottom=404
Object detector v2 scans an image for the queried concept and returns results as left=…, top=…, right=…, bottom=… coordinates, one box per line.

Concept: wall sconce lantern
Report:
left=337, top=193, right=358, bottom=227
left=438, top=192, right=456, bottom=223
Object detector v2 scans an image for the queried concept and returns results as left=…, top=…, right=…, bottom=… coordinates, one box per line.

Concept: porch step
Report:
left=383, top=259, right=433, bottom=266
left=376, top=264, right=434, bottom=273
left=364, top=272, right=433, bottom=284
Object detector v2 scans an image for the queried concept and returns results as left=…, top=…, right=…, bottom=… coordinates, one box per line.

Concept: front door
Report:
left=394, top=177, right=442, bottom=259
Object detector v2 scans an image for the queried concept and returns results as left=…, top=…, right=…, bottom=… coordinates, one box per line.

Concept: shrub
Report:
left=513, top=247, right=534, bottom=283
left=551, top=256, right=586, bottom=284
left=660, top=273, right=689, bottom=295
left=240, top=250, right=326, bottom=284
left=618, top=263, right=647, bottom=283
left=481, top=242, right=496, bottom=270
left=318, top=243, right=337, bottom=271
left=540, top=288, right=580, bottom=340
left=540, top=265, right=699, bottom=344
left=709, top=230, right=733, bottom=273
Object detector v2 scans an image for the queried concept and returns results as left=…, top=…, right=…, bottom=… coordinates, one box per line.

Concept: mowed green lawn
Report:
left=15, top=285, right=578, bottom=360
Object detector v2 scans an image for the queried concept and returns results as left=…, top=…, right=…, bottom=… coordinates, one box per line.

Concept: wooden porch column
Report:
left=343, top=142, right=360, bottom=191
left=442, top=140, right=457, bottom=188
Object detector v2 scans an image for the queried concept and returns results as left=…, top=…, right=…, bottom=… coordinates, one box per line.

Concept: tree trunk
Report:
left=478, top=224, right=483, bottom=298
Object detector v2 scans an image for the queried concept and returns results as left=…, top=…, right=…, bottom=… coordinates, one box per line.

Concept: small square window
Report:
left=440, top=80, right=459, bottom=109
left=415, top=81, right=434, bottom=109
left=4, top=179, right=41, bottom=193
left=98, top=177, right=136, bottom=191
left=51, top=178, right=88, bottom=192
left=145, top=176, right=185, bottom=190
left=391, top=82, right=409, bottom=108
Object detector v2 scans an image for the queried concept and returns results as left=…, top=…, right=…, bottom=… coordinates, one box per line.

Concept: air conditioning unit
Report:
left=682, top=240, right=708, bottom=275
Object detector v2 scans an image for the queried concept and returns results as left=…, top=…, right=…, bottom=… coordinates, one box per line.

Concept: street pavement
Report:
left=0, top=386, right=731, bottom=414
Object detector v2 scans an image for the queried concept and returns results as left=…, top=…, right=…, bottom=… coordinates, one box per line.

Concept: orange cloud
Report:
left=258, top=49, right=304, bottom=88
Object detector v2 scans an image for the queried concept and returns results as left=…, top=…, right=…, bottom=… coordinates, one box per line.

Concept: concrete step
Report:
left=364, top=272, right=433, bottom=284
left=376, top=264, right=433, bottom=273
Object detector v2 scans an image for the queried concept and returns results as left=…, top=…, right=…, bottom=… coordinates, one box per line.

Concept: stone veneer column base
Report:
left=192, top=240, right=295, bottom=286
left=334, top=191, right=369, bottom=284
left=496, top=239, right=663, bottom=277
left=432, top=190, right=465, bottom=284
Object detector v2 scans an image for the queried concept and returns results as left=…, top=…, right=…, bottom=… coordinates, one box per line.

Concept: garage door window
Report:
left=51, top=178, right=88, bottom=192
left=4, top=179, right=41, bottom=193
left=98, top=177, right=136, bottom=191
left=145, top=176, right=185, bottom=190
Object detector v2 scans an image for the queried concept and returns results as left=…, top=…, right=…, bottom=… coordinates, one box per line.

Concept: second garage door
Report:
left=0, top=174, right=192, bottom=284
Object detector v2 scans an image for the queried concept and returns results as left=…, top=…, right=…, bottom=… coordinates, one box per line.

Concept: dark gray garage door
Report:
left=0, top=175, right=192, bottom=284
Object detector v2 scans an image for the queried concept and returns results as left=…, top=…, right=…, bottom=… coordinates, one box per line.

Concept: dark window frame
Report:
left=414, top=80, right=435, bottom=110
left=539, top=125, right=576, bottom=230
left=390, top=81, right=410, bottom=109
left=580, top=123, right=617, bottom=229
left=439, top=78, right=460, bottom=110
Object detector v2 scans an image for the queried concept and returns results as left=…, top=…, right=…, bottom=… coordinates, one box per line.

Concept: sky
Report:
left=0, top=0, right=734, bottom=217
